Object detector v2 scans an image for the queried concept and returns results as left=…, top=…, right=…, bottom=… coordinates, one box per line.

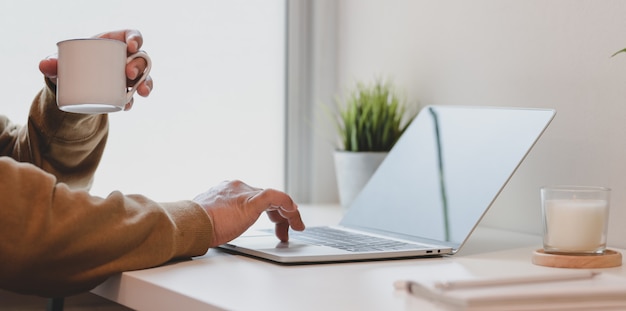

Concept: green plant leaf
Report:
left=326, top=78, right=419, bottom=152
left=612, top=48, right=626, bottom=57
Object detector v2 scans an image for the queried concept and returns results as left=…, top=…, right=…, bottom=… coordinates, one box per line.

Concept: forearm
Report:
left=0, top=79, right=108, bottom=189
left=0, top=157, right=212, bottom=297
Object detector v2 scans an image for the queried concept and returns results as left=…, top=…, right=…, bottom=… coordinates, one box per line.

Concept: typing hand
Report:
left=193, top=180, right=306, bottom=247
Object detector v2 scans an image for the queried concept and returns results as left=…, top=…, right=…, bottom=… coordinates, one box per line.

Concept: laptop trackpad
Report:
left=225, top=235, right=350, bottom=255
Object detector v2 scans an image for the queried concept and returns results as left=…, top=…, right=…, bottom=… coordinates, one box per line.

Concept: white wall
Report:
left=331, top=0, right=626, bottom=248
left=1, top=0, right=285, bottom=202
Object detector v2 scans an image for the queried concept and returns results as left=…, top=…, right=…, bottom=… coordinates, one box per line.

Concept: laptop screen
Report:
left=340, top=106, right=555, bottom=250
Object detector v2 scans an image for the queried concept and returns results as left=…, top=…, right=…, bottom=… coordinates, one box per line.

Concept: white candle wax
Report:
left=544, top=199, right=608, bottom=252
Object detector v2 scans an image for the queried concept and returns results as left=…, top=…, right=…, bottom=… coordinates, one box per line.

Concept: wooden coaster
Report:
left=532, top=249, right=622, bottom=268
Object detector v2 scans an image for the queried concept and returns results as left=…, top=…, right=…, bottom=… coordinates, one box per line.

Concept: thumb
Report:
left=39, top=55, right=58, bottom=80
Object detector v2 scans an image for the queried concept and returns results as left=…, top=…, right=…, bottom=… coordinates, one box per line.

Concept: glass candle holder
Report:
left=541, top=185, right=610, bottom=254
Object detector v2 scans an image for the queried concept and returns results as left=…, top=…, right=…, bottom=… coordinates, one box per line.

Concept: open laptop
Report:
left=219, top=105, right=556, bottom=263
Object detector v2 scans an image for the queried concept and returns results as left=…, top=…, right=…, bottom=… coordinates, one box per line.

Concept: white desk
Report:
left=92, top=205, right=626, bottom=311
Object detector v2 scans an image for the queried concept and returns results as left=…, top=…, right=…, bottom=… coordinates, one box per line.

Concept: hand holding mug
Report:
left=39, top=29, right=153, bottom=113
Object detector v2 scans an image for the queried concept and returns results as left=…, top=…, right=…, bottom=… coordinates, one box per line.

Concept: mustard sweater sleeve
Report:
left=0, top=157, right=212, bottom=297
left=0, top=81, right=213, bottom=297
left=0, top=80, right=108, bottom=189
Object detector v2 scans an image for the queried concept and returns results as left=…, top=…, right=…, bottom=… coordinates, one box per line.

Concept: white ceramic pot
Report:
left=333, top=151, right=387, bottom=209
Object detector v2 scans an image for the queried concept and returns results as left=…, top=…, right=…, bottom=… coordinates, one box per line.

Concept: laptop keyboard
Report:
left=284, top=226, right=427, bottom=253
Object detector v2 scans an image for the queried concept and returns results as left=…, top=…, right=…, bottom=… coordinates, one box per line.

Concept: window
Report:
left=1, top=0, right=286, bottom=201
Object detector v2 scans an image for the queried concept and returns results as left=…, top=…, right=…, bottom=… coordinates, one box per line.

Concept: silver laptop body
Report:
left=219, top=105, right=556, bottom=263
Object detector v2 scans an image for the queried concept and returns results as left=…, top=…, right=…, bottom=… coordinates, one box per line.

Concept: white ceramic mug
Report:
left=56, top=38, right=152, bottom=114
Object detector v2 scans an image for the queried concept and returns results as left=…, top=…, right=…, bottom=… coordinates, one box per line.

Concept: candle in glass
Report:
left=541, top=186, right=610, bottom=254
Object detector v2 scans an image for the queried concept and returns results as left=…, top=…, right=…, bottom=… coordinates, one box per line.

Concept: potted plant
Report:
left=329, top=79, right=418, bottom=208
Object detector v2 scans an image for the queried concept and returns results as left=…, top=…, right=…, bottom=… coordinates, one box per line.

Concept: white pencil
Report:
left=433, top=270, right=599, bottom=290
left=394, top=270, right=600, bottom=294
